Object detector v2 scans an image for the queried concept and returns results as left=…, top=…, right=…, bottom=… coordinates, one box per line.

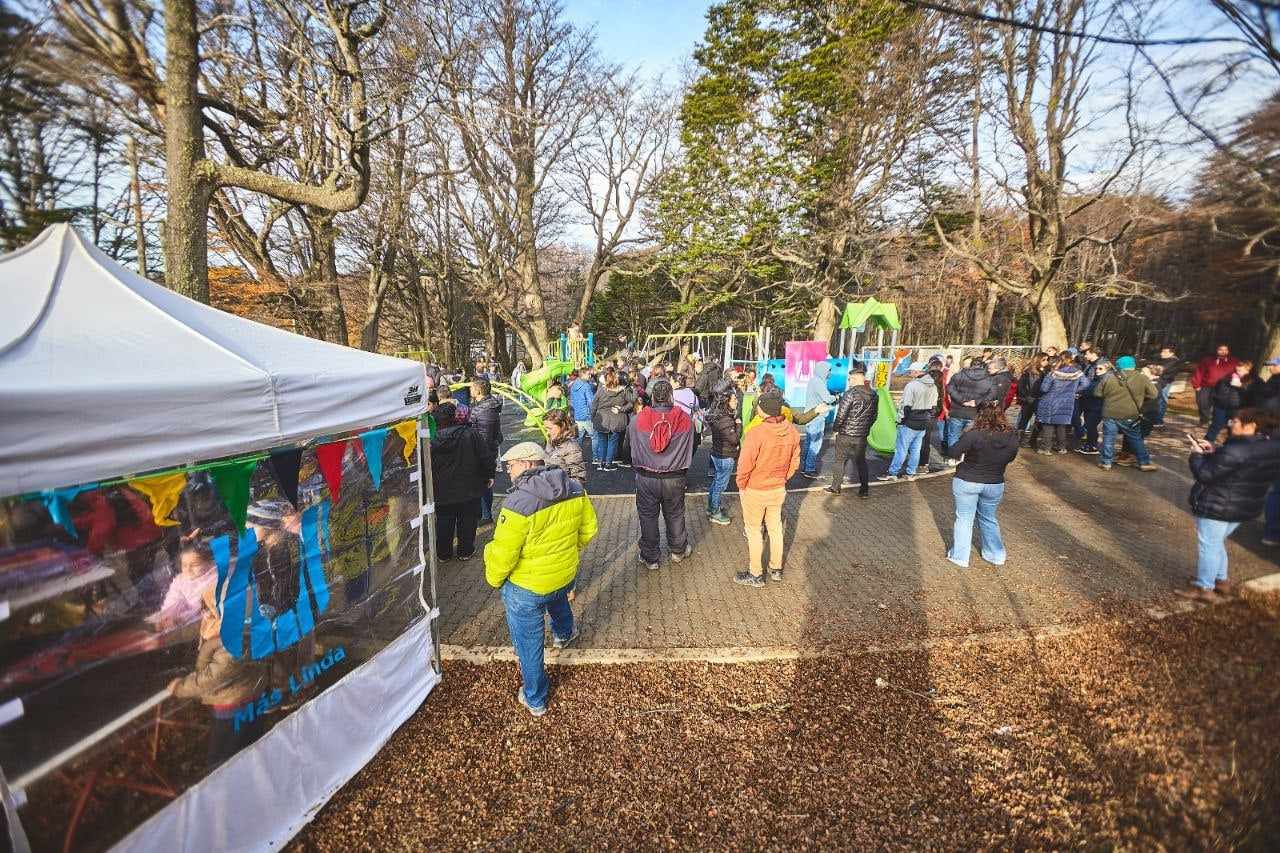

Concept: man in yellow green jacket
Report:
left=484, top=441, right=598, bottom=716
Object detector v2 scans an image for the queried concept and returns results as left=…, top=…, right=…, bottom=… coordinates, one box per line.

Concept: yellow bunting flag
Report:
left=128, top=471, right=188, bottom=527
left=392, top=419, right=419, bottom=464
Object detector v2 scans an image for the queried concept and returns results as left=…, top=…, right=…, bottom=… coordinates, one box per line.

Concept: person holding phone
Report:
left=1178, top=408, right=1280, bottom=602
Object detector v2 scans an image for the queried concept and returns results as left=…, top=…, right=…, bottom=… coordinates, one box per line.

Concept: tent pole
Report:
left=417, top=415, right=441, bottom=675
left=724, top=325, right=733, bottom=368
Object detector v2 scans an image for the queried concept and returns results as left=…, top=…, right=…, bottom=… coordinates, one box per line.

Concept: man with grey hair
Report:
left=987, top=356, right=1014, bottom=411
left=878, top=364, right=939, bottom=482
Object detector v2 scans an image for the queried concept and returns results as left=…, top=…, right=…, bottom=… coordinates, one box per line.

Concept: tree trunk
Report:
left=812, top=295, right=839, bottom=345
left=128, top=135, right=148, bottom=277
left=163, top=0, right=214, bottom=303
left=1036, top=293, right=1069, bottom=350
left=972, top=283, right=998, bottom=344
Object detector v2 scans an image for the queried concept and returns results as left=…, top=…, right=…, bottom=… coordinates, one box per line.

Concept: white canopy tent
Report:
left=0, top=224, right=427, bottom=496
left=0, top=225, right=438, bottom=852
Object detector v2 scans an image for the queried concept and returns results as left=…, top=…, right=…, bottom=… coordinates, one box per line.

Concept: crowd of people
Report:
left=420, top=341, right=1280, bottom=716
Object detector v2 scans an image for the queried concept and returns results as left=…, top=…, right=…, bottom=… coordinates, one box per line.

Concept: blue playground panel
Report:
left=760, top=356, right=868, bottom=396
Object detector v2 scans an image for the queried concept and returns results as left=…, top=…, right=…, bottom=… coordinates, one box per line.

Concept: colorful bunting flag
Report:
left=359, top=427, right=389, bottom=490
left=267, top=447, right=303, bottom=508
left=128, top=471, right=188, bottom=527
left=316, top=440, right=348, bottom=501
left=209, top=458, right=259, bottom=532
left=392, top=419, right=419, bottom=464
left=40, top=484, right=95, bottom=539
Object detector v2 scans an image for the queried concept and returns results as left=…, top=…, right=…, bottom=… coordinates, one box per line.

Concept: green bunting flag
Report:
left=209, top=458, right=260, bottom=532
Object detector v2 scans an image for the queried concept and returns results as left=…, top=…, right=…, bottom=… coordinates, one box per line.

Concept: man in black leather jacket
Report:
left=825, top=367, right=877, bottom=498
left=468, top=378, right=504, bottom=522
left=1178, top=407, right=1280, bottom=601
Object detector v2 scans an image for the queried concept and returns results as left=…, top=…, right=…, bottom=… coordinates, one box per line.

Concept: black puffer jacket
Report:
left=1211, top=375, right=1256, bottom=412
left=430, top=424, right=495, bottom=504
left=468, top=395, right=504, bottom=453
left=1189, top=435, right=1280, bottom=521
left=706, top=406, right=740, bottom=458
left=947, top=365, right=997, bottom=420
left=833, top=385, right=876, bottom=439
left=1255, top=374, right=1280, bottom=415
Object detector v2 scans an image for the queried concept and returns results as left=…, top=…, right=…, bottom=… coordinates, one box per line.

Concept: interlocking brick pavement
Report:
left=437, top=411, right=1278, bottom=650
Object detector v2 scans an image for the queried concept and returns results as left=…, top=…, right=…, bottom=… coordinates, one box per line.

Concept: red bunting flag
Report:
left=315, top=440, right=348, bottom=501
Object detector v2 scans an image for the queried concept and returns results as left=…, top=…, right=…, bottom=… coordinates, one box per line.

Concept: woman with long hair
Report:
left=1015, top=353, right=1049, bottom=441
left=946, top=402, right=1020, bottom=568
left=590, top=367, right=634, bottom=471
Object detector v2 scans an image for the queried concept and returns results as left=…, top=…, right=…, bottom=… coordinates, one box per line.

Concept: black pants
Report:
left=830, top=436, right=869, bottom=491
left=1196, top=387, right=1213, bottom=425
left=918, top=419, right=936, bottom=467
left=635, top=472, right=688, bottom=564
left=1031, top=422, right=1068, bottom=450
left=1080, top=398, right=1103, bottom=448
left=208, top=711, right=266, bottom=770
left=436, top=498, right=481, bottom=559
left=1015, top=402, right=1036, bottom=432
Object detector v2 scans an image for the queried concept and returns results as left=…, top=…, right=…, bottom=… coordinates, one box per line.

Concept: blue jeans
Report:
left=594, top=430, right=619, bottom=465
left=1194, top=517, right=1241, bottom=590
left=1266, top=484, right=1280, bottom=541
left=948, top=478, right=1007, bottom=567
left=707, top=455, right=735, bottom=513
left=800, top=418, right=825, bottom=474
left=501, top=580, right=575, bottom=711
left=1154, top=383, right=1173, bottom=425
left=1101, top=417, right=1150, bottom=465
left=480, top=488, right=494, bottom=521
left=887, top=425, right=925, bottom=476
left=1205, top=406, right=1230, bottom=443
left=944, top=416, right=971, bottom=453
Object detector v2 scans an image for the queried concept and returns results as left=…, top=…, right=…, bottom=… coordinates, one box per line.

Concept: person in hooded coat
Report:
left=944, top=358, right=998, bottom=462
left=431, top=402, right=496, bottom=561
left=1031, top=353, right=1088, bottom=454
left=799, top=360, right=836, bottom=478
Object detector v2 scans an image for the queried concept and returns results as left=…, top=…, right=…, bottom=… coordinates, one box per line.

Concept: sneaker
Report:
left=1097, top=462, right=1112, bottom=470
left=800, top=471, right=819, bottom=480
left=945, top=458, right=960, bottom=467
left=1174, top=586, right=1216, bottom=603
left=1261, top=538, right=1280, bottom=546
left=1035, top=448, right=1052, bottom=456
left=823, top=485, right=842, bottom=495
left=709, top=510, right=732, bottom=525
left=639, top=555, right=659, bottom=571
left=438, top=554, right=454, bottom=563
left=457, top=551, right=475, bottom=562
left=1115, top=457, right=1137, bottom=467
left=1056, top=448, right=1068, bottom=455
left=599, top=463, right=614, bottom=472
left=552, top=627, right=580, bottom=649
left=517, top=689, right=547, bottom=717
left=876, top=474, right=899, bottom=482
left=1138, top=463, right=1159, bottom=472
left=733, top=571, right=765, bottom=588
left=905, top=474, right=918, bottom=482
left=768, top=569, right=783, bottom=583
left=614, top=460, right=631, bottom=468
left=670, top=544, right=694, bottom=563
left=1076, top=445, right=1099, bottom=455
left=857, top=485, right=870, bottom=498
left=1214, top=579, right=1238, bottom=597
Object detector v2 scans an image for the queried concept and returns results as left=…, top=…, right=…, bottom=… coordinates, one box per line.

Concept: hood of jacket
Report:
left=957, top=364, right=989, bottom=383
left=508, top=464, right=577, bottom=500
left=912, top=373, right=935, bottom=388
left=1050, top=366, right=1083, bottom=381
left=432, top=423, right=471, bottom=452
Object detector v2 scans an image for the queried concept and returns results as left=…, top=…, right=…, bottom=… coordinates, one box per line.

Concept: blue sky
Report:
left=562, top=0, right=713, bottom=78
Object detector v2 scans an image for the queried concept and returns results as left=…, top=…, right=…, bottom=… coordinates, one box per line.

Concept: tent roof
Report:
left=0, top=225, right=425, bottom=496
left=839, top=297, right=901, bottom=331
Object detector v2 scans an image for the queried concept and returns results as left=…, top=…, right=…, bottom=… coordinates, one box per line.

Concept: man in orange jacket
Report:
left=733, top=393, right=800, bottom=587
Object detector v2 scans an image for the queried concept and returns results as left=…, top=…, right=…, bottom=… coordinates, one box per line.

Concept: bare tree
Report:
left=51, top=0, right=387, bottom=304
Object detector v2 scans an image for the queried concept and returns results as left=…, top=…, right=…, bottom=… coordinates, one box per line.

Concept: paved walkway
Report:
left=439, top=412, right=1279, bottom=650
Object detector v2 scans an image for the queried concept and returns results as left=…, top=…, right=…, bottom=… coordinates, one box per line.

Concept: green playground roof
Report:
left=839, top=297, right=901, bottom=331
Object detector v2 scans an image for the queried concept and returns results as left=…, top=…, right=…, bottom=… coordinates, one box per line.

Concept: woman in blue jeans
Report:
left=703, top=382, right=740, bottom=524
left=1178, top=408, right=1280, bottom=601
left=946, top=403, right=1020, bottom=568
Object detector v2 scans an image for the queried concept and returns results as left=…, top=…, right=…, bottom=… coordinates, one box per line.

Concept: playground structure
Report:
left=640, top=326, right=771, bottom=373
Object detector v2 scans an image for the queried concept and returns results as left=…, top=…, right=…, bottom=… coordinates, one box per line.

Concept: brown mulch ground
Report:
left=293, top=599, right=1280, bottom=851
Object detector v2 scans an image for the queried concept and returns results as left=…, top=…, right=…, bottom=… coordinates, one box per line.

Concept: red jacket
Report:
left=1191, top=356, right=1239, bottom=390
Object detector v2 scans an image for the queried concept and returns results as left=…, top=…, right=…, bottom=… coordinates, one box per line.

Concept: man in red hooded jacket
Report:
left=1191, top=344, right=1239, bottom=426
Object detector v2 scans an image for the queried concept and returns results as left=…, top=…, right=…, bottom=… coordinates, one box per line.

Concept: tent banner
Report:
left=0, top=427, right=426, bottom=851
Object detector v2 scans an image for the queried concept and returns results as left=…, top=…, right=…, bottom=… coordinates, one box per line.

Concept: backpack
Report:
left=649, top=411, right=674, bottom=453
